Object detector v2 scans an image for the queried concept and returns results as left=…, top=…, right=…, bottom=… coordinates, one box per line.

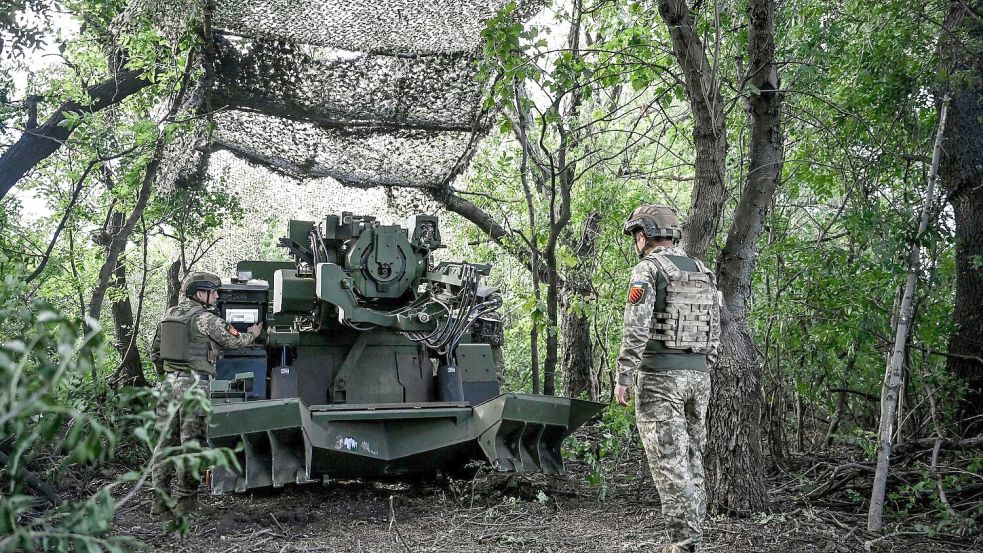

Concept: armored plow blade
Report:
left=207, top=394, right=604, bottom=493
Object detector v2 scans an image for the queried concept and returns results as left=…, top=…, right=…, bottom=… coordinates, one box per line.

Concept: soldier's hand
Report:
left=247, top=323, right=263, bottom=337
left=614, top=384, right=631, bottom=406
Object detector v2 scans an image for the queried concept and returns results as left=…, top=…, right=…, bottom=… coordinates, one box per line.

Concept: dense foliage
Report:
left=0, top=0, right=979, bottom=547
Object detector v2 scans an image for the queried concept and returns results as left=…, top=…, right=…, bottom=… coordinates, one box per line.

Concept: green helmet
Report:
left=623, top=204, right=682, bottom=240
left=182, top=271, right=221, bottom=299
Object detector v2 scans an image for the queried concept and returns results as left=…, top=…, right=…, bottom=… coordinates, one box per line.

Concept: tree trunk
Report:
left=542, top=3, right=583, bottom=396
left=705, top=317, right=768, bottom=511
left=940, top=0, right=983, bottom=438
left=868, top=100, right=948, bottom=533
left=705, top=0, right=783, bottom=514
left=543, top=258, right=560, bottom=396
left=656, top=0, right=727, bottom=261
left=825, top=389, right=848, bottom=449
left=166, top=258, right=182, bottom=308
left=107, top=215, right=148, bottom=388
left=0, top=69, right=150, bottom=199
left=561, top=212, right=600, bottom=399
left=560, top=307, right=594, bottom=398
left=657, top=0, right=760, bottom=513
left=824, top=355, right=856, bottom=448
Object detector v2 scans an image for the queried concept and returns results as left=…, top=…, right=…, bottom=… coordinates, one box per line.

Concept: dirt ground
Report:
left=111, top=428, right=981, bottom=553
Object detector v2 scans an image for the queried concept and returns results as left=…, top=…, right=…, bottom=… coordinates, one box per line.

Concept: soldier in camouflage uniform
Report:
left=613, top=205, right=721, bottom=553
left=150, top=271, right=262, bottom=514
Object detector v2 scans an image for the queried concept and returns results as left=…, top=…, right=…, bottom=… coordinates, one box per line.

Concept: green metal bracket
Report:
left=332, top=332, right=370, bottom=403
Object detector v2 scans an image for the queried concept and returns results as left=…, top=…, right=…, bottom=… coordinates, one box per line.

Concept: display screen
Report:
left=226, top=308, right=259, bottom=324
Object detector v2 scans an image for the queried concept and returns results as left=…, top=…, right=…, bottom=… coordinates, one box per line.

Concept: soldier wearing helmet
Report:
left=613, top=205, right=721, bottom=553
left=149, top=271, right=262, bottom=515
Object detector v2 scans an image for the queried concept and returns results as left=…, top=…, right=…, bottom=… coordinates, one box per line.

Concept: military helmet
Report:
left=181, top=271, right=221, bottom=299
left=623, top=204, right=682, bottom=240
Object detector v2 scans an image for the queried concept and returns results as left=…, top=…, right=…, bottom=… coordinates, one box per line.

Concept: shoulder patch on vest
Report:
left=227, top=324, right=240, bottom=336
left=628, top=280, right=647, bottom=305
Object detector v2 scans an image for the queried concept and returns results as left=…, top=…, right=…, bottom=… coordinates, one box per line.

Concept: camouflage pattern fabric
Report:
left=636, top=369, right=711, bottom=552
left=150, top=296, right=255, bottom=504
left=615, top=246, right=721, bottom=385
left=191, top=307, right=256, bottom=351
left=615, top=244, right=718, bottom=552
left=616, top=245, right=712, bottom=386
left=152, top=372, right=211, bottom=501
left=150, top=297, right=256, bottom=376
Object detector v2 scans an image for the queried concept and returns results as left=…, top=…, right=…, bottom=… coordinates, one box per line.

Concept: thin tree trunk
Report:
left=166, top=258, right=182, bottom=308
left=108, top=241, right=148, bottom=387
left=794, top=388, right=805, bottom=452
left=543, top=2, right=583, bottom=396
left=867, top=99, right=948, bottom=533
left=940, top=0, right=983, bottom=438
left=99, top=210, right=148, bottom=388
left=825, top=355, right=856, bottom=448
left=561, top=212, right=600, bottom=399
left=825, top=389, right=848, bottom=449
left=515, top=81, right=543, bottom=395
left=768, top=374, right=786, bottom=464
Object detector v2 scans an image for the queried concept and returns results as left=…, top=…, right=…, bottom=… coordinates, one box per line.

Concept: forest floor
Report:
left=109, top=425, right=981, bottom=553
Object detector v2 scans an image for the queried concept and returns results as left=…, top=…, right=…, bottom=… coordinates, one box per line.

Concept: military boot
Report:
left=150, top=498, right=170, bottom=516
left=175, top=496, right=218, bottom=516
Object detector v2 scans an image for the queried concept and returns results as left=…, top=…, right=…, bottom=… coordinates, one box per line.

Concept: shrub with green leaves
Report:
left=0, top=262, right=135, bottom=551
left=0, top=261, right=237, bottom=550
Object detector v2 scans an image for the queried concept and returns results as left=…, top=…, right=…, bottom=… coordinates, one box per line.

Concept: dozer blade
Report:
left=472, top=394, right=605, bottom=474
left=207, top=394, right=604, bottom=493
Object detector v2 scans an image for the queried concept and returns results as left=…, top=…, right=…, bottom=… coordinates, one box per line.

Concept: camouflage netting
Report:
left=114, top=0, right=542, bottom=274
left=198, top=150, right=445, bottom=277
left=211, top=39, right=483, bottom=131
left=113, top=0, right=543, bottom=190
left=210, top=112, right=475, bottom=185
left=211, top=0, right=533, bottom=54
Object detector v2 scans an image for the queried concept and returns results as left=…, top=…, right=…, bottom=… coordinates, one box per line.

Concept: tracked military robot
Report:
left=208, top=213, right=602, bottom=493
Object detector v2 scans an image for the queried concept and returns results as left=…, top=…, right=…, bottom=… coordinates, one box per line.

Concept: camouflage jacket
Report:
left=150, top=297, right=256, bottom=376
left=615, top=246, right=721, bottom=387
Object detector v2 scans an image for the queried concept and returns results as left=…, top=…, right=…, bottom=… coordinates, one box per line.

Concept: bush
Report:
left=0, top=263, right=235, bottom=550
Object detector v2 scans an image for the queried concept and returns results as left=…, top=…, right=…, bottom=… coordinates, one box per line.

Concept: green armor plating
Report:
left=648, top=254, right=719, bottom=353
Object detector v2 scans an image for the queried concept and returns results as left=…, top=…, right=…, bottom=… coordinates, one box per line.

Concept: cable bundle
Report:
left=406, top=265, right=501, bottom=361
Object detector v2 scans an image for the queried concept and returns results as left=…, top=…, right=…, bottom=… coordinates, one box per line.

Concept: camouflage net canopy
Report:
left=112, top=0, right=544, bottom=276
left=118, top=0, right=542, bottom=189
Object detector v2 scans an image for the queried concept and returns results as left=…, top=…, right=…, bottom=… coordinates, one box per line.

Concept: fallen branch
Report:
left=896, top=433, right=983, bottom=453
left=388, top=495, right=413, bottom=553
left=0, top=450, right=61, bottom=506
left=930, top=438, right=969, bottom=535
left=806, top=462, right=874, bottom=500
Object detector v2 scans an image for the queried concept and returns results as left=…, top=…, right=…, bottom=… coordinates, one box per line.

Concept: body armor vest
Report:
left=159, top=303, right=212, bottom=373
left=648, top=253, right=719, bottom=354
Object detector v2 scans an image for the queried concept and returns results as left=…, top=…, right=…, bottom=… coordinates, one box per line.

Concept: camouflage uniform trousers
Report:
left=635, top=369, right=712, bottom=552
left=152, top=371, right=211, bottom=501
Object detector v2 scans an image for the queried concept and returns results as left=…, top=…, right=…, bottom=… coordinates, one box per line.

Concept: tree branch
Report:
left=0, top=69, right=151, bottom=200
